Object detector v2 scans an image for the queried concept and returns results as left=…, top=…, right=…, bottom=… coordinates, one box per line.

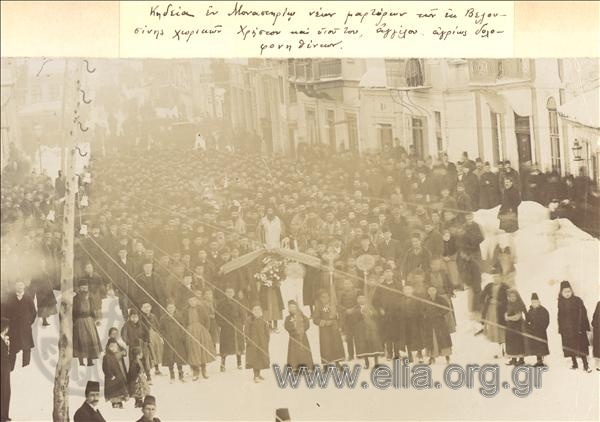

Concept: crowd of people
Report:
left=1, top=139, right=599, bottom=421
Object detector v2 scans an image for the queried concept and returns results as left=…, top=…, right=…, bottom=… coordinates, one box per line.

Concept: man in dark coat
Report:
left=284, top=300, right=314, bottom=371
left=422, top=285, right=453, bottom=364
left=479, top=162, right=500, bottom=209
left=377, top=228, right=402, bottom=264
left=217, top=287, right=245, bottom=370
left=498, top=178, right=522, bottom=233
left=4, top=280, right=36, bottom=370
left=312, top=290, right=345, bottom=366
left=73, top=381, right=106, bottom=422
left=245, top=304, right=270, bottom=382
left=1, top=318, right=11, bottom=422
left=500, top=160, right=521, bottom=193
left=525, top=293, right=550, bottom=367
left=112, top=246, right=136, bottom=318
left=372, top=271, right=404, bottom=360
left=159, top=302, right=187, bottom=382
left=557, top=281, right=591, bottom=371
left=401, top=234, right=431, bottom=279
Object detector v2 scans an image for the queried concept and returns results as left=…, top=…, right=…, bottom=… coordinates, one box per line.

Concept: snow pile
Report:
left=475, top=200, right=599, bottom=353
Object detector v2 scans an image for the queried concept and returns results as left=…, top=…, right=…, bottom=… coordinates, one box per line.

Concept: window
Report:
left=346, top=113, right=359, bottom=153
left=287, top=59, right=295, bottom=78
left=411, top=117, right=427, bottom=158
left=385, top=59, right=404, bottom=87
left=434, top=111, right=443, bottom=153
left=490, top=111, right=502, bottom=165
left=318, top=59, right=342, bottom=79
left=405, top=59, right=424, bottom=87
left=377, top=124, right=393, bottom=150
left=547, top=97, right=561, bottom=173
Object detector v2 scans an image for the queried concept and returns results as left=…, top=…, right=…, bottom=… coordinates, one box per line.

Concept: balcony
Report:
left=318, top=59, right=342, bottom=79
left=384, top=58, right=430, bottom=90
left=469, top=59, right=531, bottom=86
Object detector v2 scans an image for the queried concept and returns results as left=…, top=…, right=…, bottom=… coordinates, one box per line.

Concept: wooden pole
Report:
left=53, top=60, right=82, bottom=422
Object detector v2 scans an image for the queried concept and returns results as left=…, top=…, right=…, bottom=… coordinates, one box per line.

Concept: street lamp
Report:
left=572, top=138, right=583, bottom=161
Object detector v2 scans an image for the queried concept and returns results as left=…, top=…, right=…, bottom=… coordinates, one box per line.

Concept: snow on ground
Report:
left=9, top=201, right=600, bottom=421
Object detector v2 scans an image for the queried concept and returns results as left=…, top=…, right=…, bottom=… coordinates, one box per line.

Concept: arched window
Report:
left=547, top=97, right=561, bottom=173
left=405, top=59, right=424, bottom=87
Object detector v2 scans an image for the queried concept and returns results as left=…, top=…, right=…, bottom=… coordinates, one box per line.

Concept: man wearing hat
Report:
left=479, top=161, right=500, bottom=209
left=525, top=293, right=550, bottom=367
left=73, top=381, right=106, bottom=422
left=1, top=317, right=11, bottom=422
left=136, top=395, right=161, bottom=422
left=3, top=280, right=36, bottom=370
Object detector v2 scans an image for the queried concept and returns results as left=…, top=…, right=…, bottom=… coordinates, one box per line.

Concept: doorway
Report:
left=514, top=113, right=532, bottom=171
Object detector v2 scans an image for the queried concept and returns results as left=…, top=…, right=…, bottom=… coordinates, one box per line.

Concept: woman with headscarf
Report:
left=557, top=281, right=591, bottom=372
left=504, top=288, right=527, bottom=366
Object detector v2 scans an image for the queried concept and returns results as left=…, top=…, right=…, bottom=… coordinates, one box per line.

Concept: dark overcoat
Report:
left=4, top=293, right=36, bottom=351
left=525, top=305, right=550, bottom=356
left=312, top=300, right=345, bottom=363
left=102, top=352, right=128, bottom=400
left=245, top=316, right=270, bottom=370
left=159, top=311, right=187, bottom=366
left=216, top=299, right=245, bottom=356
left=558, top=296, right=590, bottom=357
left=421, top=294, right=453, bottom=351
left=284, top=313, right=314, bottom=369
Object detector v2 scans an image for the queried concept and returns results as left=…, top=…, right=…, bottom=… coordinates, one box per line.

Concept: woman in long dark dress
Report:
left=525, top=293, right=550, bottom=367
left=557, top=281, right=591, bottom=372
left=284, top=300, right=314, bottom=372
left=504, top=289, right=526, bottom=366
left=102, top=338, right=129, bottom=408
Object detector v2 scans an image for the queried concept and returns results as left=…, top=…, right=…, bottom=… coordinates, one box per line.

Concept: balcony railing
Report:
left=318, top=59, right=342, bottom=79
left=469, top=59, right=530, bottom=84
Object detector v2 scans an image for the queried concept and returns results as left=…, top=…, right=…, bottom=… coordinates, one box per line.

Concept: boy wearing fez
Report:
left=525, top=293, right=550, bottom=367
left=136, top=395, right=162, bottom=422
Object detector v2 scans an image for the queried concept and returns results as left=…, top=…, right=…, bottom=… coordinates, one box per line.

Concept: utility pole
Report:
left=52, top=59, right=83, bottom=422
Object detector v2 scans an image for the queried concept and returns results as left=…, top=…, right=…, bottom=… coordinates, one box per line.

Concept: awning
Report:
left=502, top=88, right=532, bottom=116
left=482, top=91, right=506, bottom=114
left=359, top=59, right=387, bottom=88
left=558, top=88, right=600, bottom=129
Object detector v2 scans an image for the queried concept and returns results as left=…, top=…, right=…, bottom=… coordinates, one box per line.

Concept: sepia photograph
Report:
left=1, top=11, right=599, bottom=420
